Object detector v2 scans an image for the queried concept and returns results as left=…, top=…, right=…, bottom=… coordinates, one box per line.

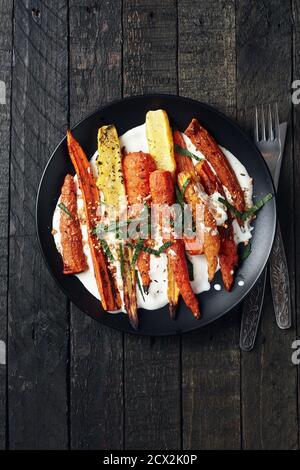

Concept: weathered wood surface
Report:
left=69, top=0, right=124, bottom=450
left=236, top=0, right=298, bottom=450
left=8, top=0, right=69, bottom=449
left=123, top=0, right=181, bottom=450
left=1, top=0, right=299, bottom=450
left=0, top=0, right=13, bottom=450
left=292, top=0, right=300, bottom=449
left=179, top=0, right=241, bottom=450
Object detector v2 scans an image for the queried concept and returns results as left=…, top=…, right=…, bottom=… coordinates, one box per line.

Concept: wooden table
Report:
left=0, top=0, right=299, bottom=450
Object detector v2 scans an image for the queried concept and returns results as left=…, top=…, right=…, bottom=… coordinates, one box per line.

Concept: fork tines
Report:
left=254, top=103, right=279, bottom=143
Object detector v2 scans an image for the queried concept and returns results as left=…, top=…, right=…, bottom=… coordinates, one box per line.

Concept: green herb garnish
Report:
left=218, top=193, right=273, bottom=221
left=241, top=242, right=252, bottom=260
left=132, top=240, right=172, bottom=265
left=181, top=177, right=191, bottom=197
left=175, top=184, right=185, bottom=207
left=218, top=197, right=243, bottom=219
left=174, top=144, right=204, bottom=162
left=99, top=239, right=114, bottom=262
left=186, top=255, right=194, bottom=281
left=243, top=193, right=273, bottom=219
left=135, top=270, right=145, bottom=302
left=58, top=202, right=74, bottom=219
left=132, top=239, right=144, bottom=265
left=119, top=244, right=124, bottom=276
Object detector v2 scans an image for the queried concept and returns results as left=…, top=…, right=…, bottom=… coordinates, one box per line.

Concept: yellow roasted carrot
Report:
left=97, top=125, right=126, bottom=208
left=66, top=130, right=121, bottom=311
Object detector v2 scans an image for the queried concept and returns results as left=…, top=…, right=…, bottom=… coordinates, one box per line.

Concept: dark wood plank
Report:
left=69, top=0, right=124, bottom=450
left=123, top=0, right=181, bottom=450
left=292, top=0, right=300, bottom=449
left=178, top=0, right=241, bottom=450
left=8, top=0, right=69, bottom=449
left=0, top=0, right=14, bottom=450
left=236, top=0, right=298, bottom=449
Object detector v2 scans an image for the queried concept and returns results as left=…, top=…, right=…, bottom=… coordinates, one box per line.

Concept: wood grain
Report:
left=8, top=0, right=69, bottom=449
left=0, top=0, right=13, bottom=450
left=123, top=0, right=181, bottom=450
left=178, top=0, right=236, bottom=119
left=69, top=0, right=124, bottom=450
left=292, top=0, right=300, bottom=449
left=236, top=0, right=298, bottom=449
left=178, top=0, right=241, bottom=450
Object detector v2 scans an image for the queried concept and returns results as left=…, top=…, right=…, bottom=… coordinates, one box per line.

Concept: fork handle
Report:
left=269, top=223, right=292, bottom=329
left=239, top=267, right=267, bottom=351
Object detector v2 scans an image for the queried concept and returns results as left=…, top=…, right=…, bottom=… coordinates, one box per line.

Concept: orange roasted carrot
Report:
left=123, top=152, right=156, bottom=205
left=123, top=152, right=156, bottom=293
left=173, top=130, right=203, bottom=255
left=195, top=160, right=225, bottom=196
left=185, top=119, right=245, bottom=213
left=66, top=130, right=121, bottom=311
left=173, top=130, right=198, bottom=179
left=59, top=174, right=87, bottom=274
left=218, top=222, right=238, bottom=291
left=177, top=171, right=220, bottom=281
left=150, top=170, right=200, bottom=319
left=197, top=161, right=238, bottom=291
left=167, top=240, right=200, bottom=319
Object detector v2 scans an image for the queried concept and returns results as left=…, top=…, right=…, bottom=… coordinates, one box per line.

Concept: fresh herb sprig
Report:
left=174, top=144, right=204, bottom=162
left=241, top=242, right=252, bottom=260
left=181, top=177, right=191, bottom=198
left=218, top=193, right=273, bottom=222
left=119, top=244, right=124, bottom=276
left=135, top=270, right=145, bottom=302
left=175, top=184, right=185, bottom=207
left=99, top=239, right=114, bottom=262
left=58, top=202, right=74, bottom=219
left=132, top=240, right=173, bottom=266
left=186, top=255, right=194, bottom=281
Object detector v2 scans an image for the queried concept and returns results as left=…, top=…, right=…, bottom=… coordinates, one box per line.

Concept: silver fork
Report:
left=240, top=104, right=291, bottom=351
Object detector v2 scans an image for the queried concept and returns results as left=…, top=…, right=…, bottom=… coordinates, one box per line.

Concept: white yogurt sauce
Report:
left=52, top=123, right=254, bottom=311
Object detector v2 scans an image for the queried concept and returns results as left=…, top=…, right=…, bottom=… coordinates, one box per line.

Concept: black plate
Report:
left=36, top=94, right=276, bottom=336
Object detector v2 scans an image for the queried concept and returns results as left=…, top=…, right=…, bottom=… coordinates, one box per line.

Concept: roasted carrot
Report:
left=185, top=119, right=245, bottom=213
left=121, top=244, right=138, bottom=329
left=150, top=170, right=200, bottom=319
left=178, top=171, right=220, bottom=281
left=174, top=130, right=204, bottom=255
left=137, top=249, right=151, bottom=295
left=167, top=240, right=200, bottom=319
left=195, top=160, right=224, bottom=196
left=218, top=222, right=238, bottom=291
left=149, top=169, right=174, bottom=205
left=173, top=130, right=198, bottom=179
left=183, top=235, right=203, bottom=255
left=66, top=129, right=121, bottom=311
left=123, top=151, right=156, bottom=293
left=59, top=174, right=87, bottom=274
left=197, top=161, right=238, bottom=291
left=123, top=152, right=156, bottom=205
